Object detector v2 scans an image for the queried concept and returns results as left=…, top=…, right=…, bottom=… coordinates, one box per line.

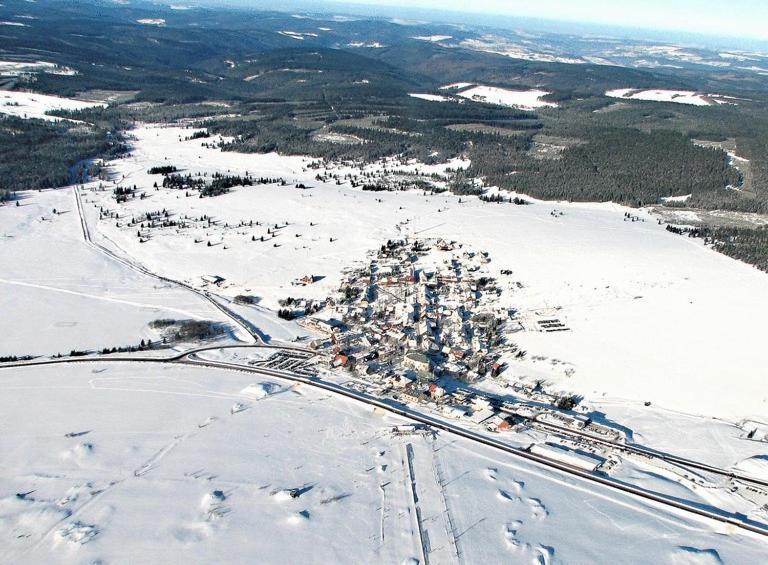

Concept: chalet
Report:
left=399, top=390, right=423, bottom=404
left=292, top=274, right=317, bottom=286
left=201, top=274, right=225, bottom=285
left=308, top=338, right=326, bottom=350
left=306, top=317, right=342, bottom=334
left=496, top=418, right=513, bottom=432
left=332, top=353, right=349, bottom=368
left=427, top=382, right=445, bottom=398
left=449, top=347, right=467, bottom=361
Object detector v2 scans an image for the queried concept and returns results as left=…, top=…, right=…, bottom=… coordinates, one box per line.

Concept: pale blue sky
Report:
left=332, top=0, right=768, bottom=40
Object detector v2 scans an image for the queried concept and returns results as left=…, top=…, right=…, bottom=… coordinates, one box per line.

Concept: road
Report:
left=6, top=183, right=757, bottom=540
left=529, top=413, right=768, bottom=490
left=73, top=184, right=260, bottom=342
left=178, top=353, right=768, bottom=539
left=3, top=348, right=765, bottom=539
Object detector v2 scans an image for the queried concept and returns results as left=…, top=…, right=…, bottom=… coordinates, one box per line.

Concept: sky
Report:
left=328, top=0, right=768, bottom=41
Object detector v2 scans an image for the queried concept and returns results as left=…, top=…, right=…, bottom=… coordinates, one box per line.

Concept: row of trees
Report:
left=668, top=224, right=768, bottom=272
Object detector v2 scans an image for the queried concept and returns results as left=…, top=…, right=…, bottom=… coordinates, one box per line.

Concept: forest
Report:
left=1, top=0, right=767, bottom=268
left=0, top=116, right=125, bottom=195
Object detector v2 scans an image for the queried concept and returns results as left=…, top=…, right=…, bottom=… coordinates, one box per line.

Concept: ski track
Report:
left=0, top=277, right=206, bottom=319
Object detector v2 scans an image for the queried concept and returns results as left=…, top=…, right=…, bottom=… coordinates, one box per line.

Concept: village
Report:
left=291, top=238, right=768, bottom=510
left=292, top=238, right=620, bottom=472
left=65, top=127, right=768, bottom=519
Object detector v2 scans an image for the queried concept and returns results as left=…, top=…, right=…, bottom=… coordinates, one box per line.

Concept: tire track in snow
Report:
left=0, top=278, right=207, bottom=319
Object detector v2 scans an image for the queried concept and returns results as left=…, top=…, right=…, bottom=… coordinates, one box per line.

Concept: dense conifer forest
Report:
left=1, top=0, right=767, bottom=267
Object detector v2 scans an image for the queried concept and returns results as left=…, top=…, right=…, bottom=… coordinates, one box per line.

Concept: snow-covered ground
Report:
left=81, top=126, right=467, bottom=310
left=605, top=88, right=737, bottom=106
left=0, top=188, right=239, bottom=356
left=0, top=91, right=105, bottom=121
left=78, top=124, right=768, bottom=421
left=412, top=34, right=452, bottom=42
left=1, top=361, right=764, bottom=564
left=0, top=60, right=54, bottom=75
left=2, top=117, right=768, bottom=561
left=408, top=92, right=451, bottom=102
left=411, top=84, right=557, bottom=110
left=456, top=85, right=558, bottom=110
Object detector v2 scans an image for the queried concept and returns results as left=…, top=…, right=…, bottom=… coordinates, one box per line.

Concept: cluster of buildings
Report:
left=305, top=237, right=524, bottom=429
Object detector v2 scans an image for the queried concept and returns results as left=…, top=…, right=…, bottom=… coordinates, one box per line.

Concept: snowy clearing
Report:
left=439, top=82, right=475, bottom=90
left=0, top=188, right=238, bottom=356
left=0, top=90, right=105, bottom=121
left=0, top=60, right=64, bottom=77
left=412, top=35, right=452, bottom=42
left=407, top=92, right=451, bottom=102
left=605, top=88, right=738, bottom=106
left=456, top=85, right=558, bottom=110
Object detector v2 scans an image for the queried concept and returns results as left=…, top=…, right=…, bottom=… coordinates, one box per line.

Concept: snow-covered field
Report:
left=0, top=188, right=239, bottom=356
left=411, top=84, right=557, bottom=110
left=408, top=92, right=451, bottom=102
left=81, top=126, right=468, bottom=310
left=412, top=34, right=452, bottom=42
left=0, top=60, right=77, bottom=78
left=2, top=120, right=768, bottom=561
left=0, top=60, right=55, bottom=76
left=455, top=85, right=558, bottom=110
left=1, top=361, right=764, bottom=564
left=76, top=124, right=768, bottom=421
left=0, top=91, right=105, bottom=121
left=439, top=82, right=475, bottom=90
left=605, top=88, right=737, bottom=106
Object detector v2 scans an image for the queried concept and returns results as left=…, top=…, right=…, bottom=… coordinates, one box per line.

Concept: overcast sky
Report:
left=330, top=0, right=768, bottom=41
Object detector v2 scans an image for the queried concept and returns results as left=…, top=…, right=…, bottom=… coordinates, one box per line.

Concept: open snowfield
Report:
left=0, top=188, right=238, bottom=356
left=412, top=35, right=452, bottom=42
left=0, top=361, right=764, bottom=564
left=81, top=125, right=768, bottom=421
left=588, top=398, right=768, bottom=473
left=408, top=92, right=451, bottom=102
left=605, top=88, right=738, bottom=106
left=412, top=84, right=557, bottom=110
left=439, top=82, right=475, bottom=90
left=0, top=61, right=54, bottom=75
left=455, top=85, right=558, bottom=110
left=81, top=125, right=468, bottom=310
left=0, top=91, right=105, bottom=121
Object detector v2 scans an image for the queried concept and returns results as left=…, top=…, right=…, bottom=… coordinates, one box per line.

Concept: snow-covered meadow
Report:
left=408, top=92, right=451, bottom=102
left=410, top=84, right=557, bottom=110
left=455, top=85, right=558, bottom=110
left=0, top=91, right=104, bottom=121
left=605, top=88, right=738, bottom=106
left=0, top=361, right=764, bottom=564
left=75, top=124, right=768, bottom=421
left=0, top=188, right=238, bottom=356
